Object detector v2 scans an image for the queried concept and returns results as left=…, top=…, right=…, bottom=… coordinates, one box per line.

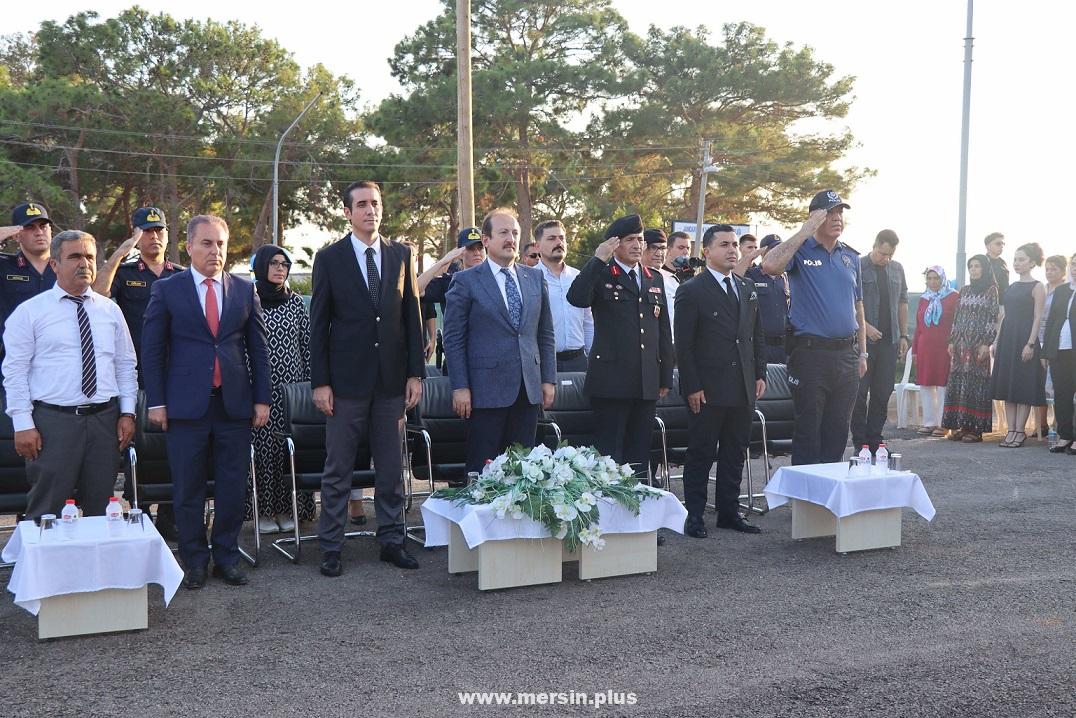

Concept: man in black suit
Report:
left=310, top=180, right=424, bottom=577
left=566, top=214, right=674, bottom=479
left=674, top=224, right=767, bottom=538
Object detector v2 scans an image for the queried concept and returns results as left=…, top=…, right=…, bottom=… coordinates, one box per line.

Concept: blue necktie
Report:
left=501, top=268, right=522, bottom=330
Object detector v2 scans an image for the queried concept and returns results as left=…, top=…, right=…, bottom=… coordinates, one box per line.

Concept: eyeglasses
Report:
left=268, top=259, right=291, bottom=268
left=527, top=253, right=540, bottom=259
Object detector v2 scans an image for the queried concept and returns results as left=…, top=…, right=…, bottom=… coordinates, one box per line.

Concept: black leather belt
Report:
left=34, top=397, right=117, bottom=416
left=792, top=335, right=857, bottom=351
left=764, top=336, right=785, bottom=346
left=557, top=348, right=585, bottom=360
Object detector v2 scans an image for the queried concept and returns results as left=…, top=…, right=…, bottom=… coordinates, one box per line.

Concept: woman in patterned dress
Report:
left=942, top=255, right=1001, bottom=442
left=246, top=245, right=316, bottom=532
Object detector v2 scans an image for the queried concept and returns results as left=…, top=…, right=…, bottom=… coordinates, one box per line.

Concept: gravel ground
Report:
left=2, top=427, right=1074, bottom=717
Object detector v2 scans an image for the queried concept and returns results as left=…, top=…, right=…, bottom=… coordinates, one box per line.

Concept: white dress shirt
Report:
left=487, top=258, right=523, bottom=310
left=2, top=285, right=138, bottom=432
left=540, top=261, right=593, bottom=352
left=614, top=258, right=642, bottom=289
left=351, top=233, right=382, bottom=289
left=189, top=265, right=223, bottom=320
left=707, top=266, right=739, bottom=300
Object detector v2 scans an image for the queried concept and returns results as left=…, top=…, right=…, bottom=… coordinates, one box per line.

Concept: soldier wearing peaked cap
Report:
left=567, top=213, right=674, bottom=483
left=0, top=203, right=58, bottom=366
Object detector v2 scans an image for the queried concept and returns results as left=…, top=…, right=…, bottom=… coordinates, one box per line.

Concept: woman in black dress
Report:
left=247, top=245, right=316, bottom=532
left=990, top=243, right=1046, bottom=447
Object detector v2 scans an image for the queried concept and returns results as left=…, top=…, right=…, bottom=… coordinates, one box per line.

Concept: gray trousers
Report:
left=318, top=394, right=406, bottom=551
left=25, top=403, right=120, bottom=520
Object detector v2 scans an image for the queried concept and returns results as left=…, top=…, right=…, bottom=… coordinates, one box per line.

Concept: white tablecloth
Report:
left=763, top=462, right=936, bottom=521
left=2, top=516, right=185, bottom=615
left=421, top=490, right=688, bottom=549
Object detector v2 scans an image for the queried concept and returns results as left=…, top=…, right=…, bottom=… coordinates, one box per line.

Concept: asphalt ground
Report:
left=2, top=426, right=1074, bottom=718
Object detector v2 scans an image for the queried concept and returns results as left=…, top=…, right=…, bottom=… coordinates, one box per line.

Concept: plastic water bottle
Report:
left=1047, top=428, right=1058, bottom=450
left=105, top=496, right=124, bottom=535
left=857, top=445, right=872, bottom=473
left=60, top=499, right=79, bottom=540
left=876, top=443, right=889, bottom=472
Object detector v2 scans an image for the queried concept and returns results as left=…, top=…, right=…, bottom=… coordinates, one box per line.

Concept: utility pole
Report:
left=273, top=92, right=321, bottom=246
left=955, top=0, right=974, bottom=286
left=457, top=0, right=476, bottom=229
left=692, top=140, right=719, bottom=258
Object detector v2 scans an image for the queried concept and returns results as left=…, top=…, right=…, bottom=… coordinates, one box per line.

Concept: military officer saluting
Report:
left=567, top=213, right=674, bottom=482
left=93, top=207, right=182, bottom=385
left=0, top=202, right=58, bottom=351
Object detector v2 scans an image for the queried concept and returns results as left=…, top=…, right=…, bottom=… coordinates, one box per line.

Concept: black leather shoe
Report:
left=320, top=550, right=342, bottom=577
left=685, top=517, right=708, bottom=539
left=380, top=543, right=420, bottom=569
left=211, top=563, right=249, bottom=586
left=716, top=515, right=762, bottom=534
left=1067, top=444, right=1076, bottom=456
left=183, top=565, right=208, bottom=590
left=1049, top=441, right=1073, bottom=453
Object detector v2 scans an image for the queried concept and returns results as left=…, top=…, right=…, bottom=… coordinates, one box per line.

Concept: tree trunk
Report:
left=63, top=128, right=86, bottom=229
left=251, top=186, right=273, bottom=249
left=515, top=121, right=533, bottom=243
left=161, top=159, right=181, bottom=262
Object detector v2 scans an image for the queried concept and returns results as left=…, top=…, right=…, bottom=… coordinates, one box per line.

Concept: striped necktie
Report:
left=63, top=295, right=98, bottom=398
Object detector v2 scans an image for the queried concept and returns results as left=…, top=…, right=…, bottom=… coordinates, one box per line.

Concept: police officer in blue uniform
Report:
left=740, top=233, right=790, bottom=365
left=761, top=190, right=868, bottom=465
left=1, top=203, right=58, bottom=354
left=93, top=207, right=183, bottom=386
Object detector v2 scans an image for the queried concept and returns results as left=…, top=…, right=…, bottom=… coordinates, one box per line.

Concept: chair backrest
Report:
left=542, top=372, right=593, bottom=449
left=899, top=347, right=915, bottom=385
left=132, top=390, right=184, bottom=494
left=753, top=363, right=794, bottom=453
left=414, top=376, right=469, bottom=479
left=282, top=382, right=374, bottom=488
left=654, top=370, right=690, bottom=454
left=0, top=388, right=29, bottom=515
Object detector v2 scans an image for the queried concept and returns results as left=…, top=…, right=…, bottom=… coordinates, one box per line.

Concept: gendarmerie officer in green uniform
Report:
left=93, top=207, right=183, bottom=386
left=1, top=203, right=58, bottom=361
left=567, top=213, right=674, bottom=481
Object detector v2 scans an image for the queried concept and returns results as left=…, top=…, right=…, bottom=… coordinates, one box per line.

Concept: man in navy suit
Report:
left=443, top=208, right=557, bottom=473
left=142, top=215, right=271, bottom=589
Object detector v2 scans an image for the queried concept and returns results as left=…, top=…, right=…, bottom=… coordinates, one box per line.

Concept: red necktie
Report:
left=203, top=278, right=222, bottom=387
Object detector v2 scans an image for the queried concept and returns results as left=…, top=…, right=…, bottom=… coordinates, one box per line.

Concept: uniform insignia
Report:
left=164, top=261, right=175, bottom=271
left=24, top=205, right=42, bottom=216
left=749, top=291, right=758, bottom=301
left=146, top=211, right=162, bottom=222
left=648, top=286, right=662, bottom=294
left=16, top=255, right=26, bottom=268
left=755, top=282, right=768, bottom=288
left=6, top=274, right=29, bottom=282
left=609, top=265, right=621, bottom=277
left=137, top=261, right=145, bottom=272
left=654, top=306, right=661, bottom=318
left=466, top=228, right=480, bottom=241
left=125, top=280, right=148, bottom=287
left=841, top=255, right=854, bottom=268
left=604, top=283, right=614, bottom=289
left=641, top=266, right=652, bottom=280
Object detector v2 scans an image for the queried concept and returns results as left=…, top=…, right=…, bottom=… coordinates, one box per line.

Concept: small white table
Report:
left=420, top=491, right=687, bottom=590
left=2, top=516, right=184, bottom=639
left=763, top=462, right=936, bottom=553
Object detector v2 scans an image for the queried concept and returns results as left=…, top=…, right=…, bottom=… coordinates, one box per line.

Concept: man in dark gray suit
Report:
left=310, top=180, right=424, bottom=577
left=443, top=207, right=557, bottom=473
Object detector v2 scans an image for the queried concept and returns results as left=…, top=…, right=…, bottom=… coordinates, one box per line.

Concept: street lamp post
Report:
left=273, top=92, right=322, bottom=247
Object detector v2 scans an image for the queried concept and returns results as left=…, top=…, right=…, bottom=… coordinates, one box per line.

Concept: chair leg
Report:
left=239, top=446, right=260, bottom=568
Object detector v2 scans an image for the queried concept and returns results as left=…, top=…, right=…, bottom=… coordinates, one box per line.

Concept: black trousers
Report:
left=788, top=346, right=860, bottom=465
left=590, top=397, right=657, bottom=476
left=851, top=340, right=898, bottom=452
left=682, top=404, right=752, bottom=521
left=1051, top=350, right=1076, bottom=441
left=465, top=385, right=540, bottom=473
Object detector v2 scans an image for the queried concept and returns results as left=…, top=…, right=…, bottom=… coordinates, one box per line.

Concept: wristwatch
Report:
left=859, top=352, right=869, bottom=360
left=900, top=334, right=910, bottom=341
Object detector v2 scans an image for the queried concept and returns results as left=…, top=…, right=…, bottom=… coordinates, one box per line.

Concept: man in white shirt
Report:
left=534, top=219, right=593, bottom=372
left=2, top=230, right=137, bottom=520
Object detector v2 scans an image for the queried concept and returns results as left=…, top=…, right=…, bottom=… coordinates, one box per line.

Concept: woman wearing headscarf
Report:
left=942, top=255, right=1002, bottom=442
left=911, top=266, right=959, bottom=436
left=246, top=245, right=316, bottom=532
left=1040, top=253, right=1076, bottom=454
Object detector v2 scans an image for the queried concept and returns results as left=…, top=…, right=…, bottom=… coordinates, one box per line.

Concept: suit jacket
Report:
left=674, top=270, right=765, bottom=406
left=309, top=235, right=424, bottom=398
left=443, top=261, right=556, bottom=409
left=1042, top=284, right=1076, bottom=360
left=141, top=270, right=271, bottom=420
left=566, top=257, right=674, bottom=400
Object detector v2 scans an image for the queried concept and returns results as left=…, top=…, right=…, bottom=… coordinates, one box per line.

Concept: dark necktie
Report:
left=63, top=295, right=98, bottom=398
left=724, top=276, right=739, bottom=307
left=501, top=267, right=522, bottom=330
left=628, top=269, right=637, bottom=290
left=365, top=247, right=380, bottom=307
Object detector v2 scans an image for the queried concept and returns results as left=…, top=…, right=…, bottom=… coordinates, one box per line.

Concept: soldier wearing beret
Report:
left=93, top=207, right=184, bottom=387
left=0, top=203, right=58, bottom=360
left=567, top=213, right=674, bottom=482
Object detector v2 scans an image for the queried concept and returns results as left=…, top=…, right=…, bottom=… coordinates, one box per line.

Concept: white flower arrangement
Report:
left=432, top=444, right=662, bottom=551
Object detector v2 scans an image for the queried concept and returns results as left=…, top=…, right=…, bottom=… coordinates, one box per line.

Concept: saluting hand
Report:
left=0, top=225, right=22, bottom=242
left=594, top=237, right=620, bottom=262
left=115, top=228, right=142, bottom=259
left=801, top=208, right=828, bottom=236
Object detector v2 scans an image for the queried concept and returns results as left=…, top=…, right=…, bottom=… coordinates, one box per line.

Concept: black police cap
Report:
left=456, top=226, right=482, bottom=248
left=809, top=190, right=850, bottom=212
left=12, top=202, right=53, bottom=227
left=132, top=207, right=167, bottom=230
